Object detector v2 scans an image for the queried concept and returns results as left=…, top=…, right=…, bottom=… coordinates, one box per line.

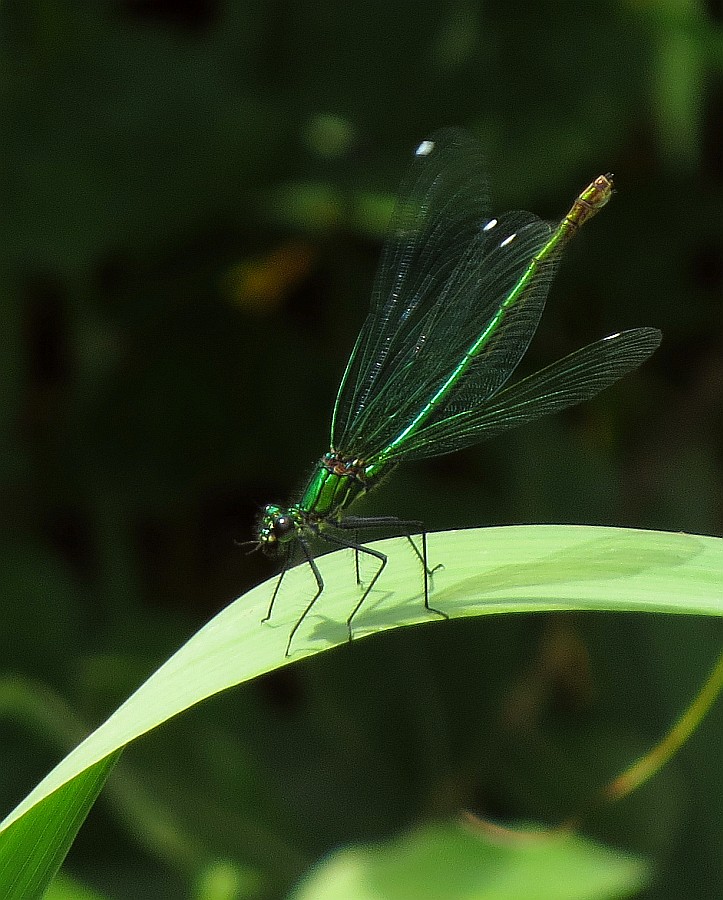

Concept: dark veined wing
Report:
left=331, top=129, right=558, bottom=459
left=382, top=328, right=661, bottom=462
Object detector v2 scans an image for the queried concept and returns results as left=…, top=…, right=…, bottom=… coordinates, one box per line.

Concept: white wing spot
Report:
left=482, top=218, right=498, bottom=232
left=603, top=332, right=621, bottom=341
left=500, top=233, right=517, bottom=247
left=415, top=140, right=435, bottom=157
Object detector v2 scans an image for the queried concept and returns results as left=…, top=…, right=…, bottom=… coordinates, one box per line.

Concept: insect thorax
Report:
left=298, top=451, right=372, bottom=520
left=257, top=452, right=375, bottom=552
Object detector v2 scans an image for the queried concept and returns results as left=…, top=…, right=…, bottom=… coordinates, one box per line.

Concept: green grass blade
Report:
left=0, top=754, right=120, bottom=900
left=0, top=525, right=721, bottom=895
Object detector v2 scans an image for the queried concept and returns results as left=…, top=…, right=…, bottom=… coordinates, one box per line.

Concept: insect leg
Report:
left=354, top=528, right=361, bottom=585
left=419, top=530, right=447, bottom=620
left=338, top=516, right=440, bottom=574
left=262, top=557, right=288, bottom=623
left=285, top=538, right=324, bottom=656
left=338, top=516, right=447, bottom=621
left=319, top=529, right=388, bottom=641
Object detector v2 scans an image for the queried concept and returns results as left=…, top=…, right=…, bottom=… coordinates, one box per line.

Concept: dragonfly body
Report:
left=258, top=452, right=376, bottom=549
left=257, top=130, right=660, bottom=654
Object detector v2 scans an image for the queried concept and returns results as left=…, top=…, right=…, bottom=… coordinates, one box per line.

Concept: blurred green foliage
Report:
left=0, top=0, right=721, bottom=897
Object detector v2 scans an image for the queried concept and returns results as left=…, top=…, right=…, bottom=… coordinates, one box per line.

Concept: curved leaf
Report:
left=0, top=525, right=721, bottom=895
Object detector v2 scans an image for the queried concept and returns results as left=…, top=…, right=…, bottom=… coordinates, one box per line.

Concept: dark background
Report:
left=0, top=1, right=721, bottom=897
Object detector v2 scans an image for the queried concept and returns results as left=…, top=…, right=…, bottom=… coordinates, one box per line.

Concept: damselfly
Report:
left=256, top=129, right=661, bottom=654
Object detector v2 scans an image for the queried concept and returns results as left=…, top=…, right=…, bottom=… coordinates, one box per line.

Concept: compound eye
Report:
left=273, top=515, right=295, bottom=539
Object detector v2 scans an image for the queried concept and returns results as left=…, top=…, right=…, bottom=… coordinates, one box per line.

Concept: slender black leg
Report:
left=346, top=544, right=387, bottom=638
left=337, top=516, right=447, bottom=621
left=354, top=529, right=361, bottom=585
left=338, top=516, right=440, bottom=574
left=420, top=530, right=448, bottom=621
left=401, top=531, right=444, bottom=578
left=285, top=539, right=324, bottom=656
left=262, top=557, right=288, bottom=623
left=278, top=518, right=447, bottom=654
left=319, top=530, right=388, bottom=640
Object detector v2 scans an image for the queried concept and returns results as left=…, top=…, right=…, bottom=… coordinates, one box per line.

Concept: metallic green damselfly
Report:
left=257, top=129, right=661, bottom=654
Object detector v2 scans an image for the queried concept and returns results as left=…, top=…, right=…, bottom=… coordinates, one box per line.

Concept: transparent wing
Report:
left=384, top=328, right=662, bottom=462
left=331, top=128, right=557, bottom=459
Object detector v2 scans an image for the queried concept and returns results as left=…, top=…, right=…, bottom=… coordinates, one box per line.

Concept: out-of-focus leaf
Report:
left=289, top=820, right=649, bottom=900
